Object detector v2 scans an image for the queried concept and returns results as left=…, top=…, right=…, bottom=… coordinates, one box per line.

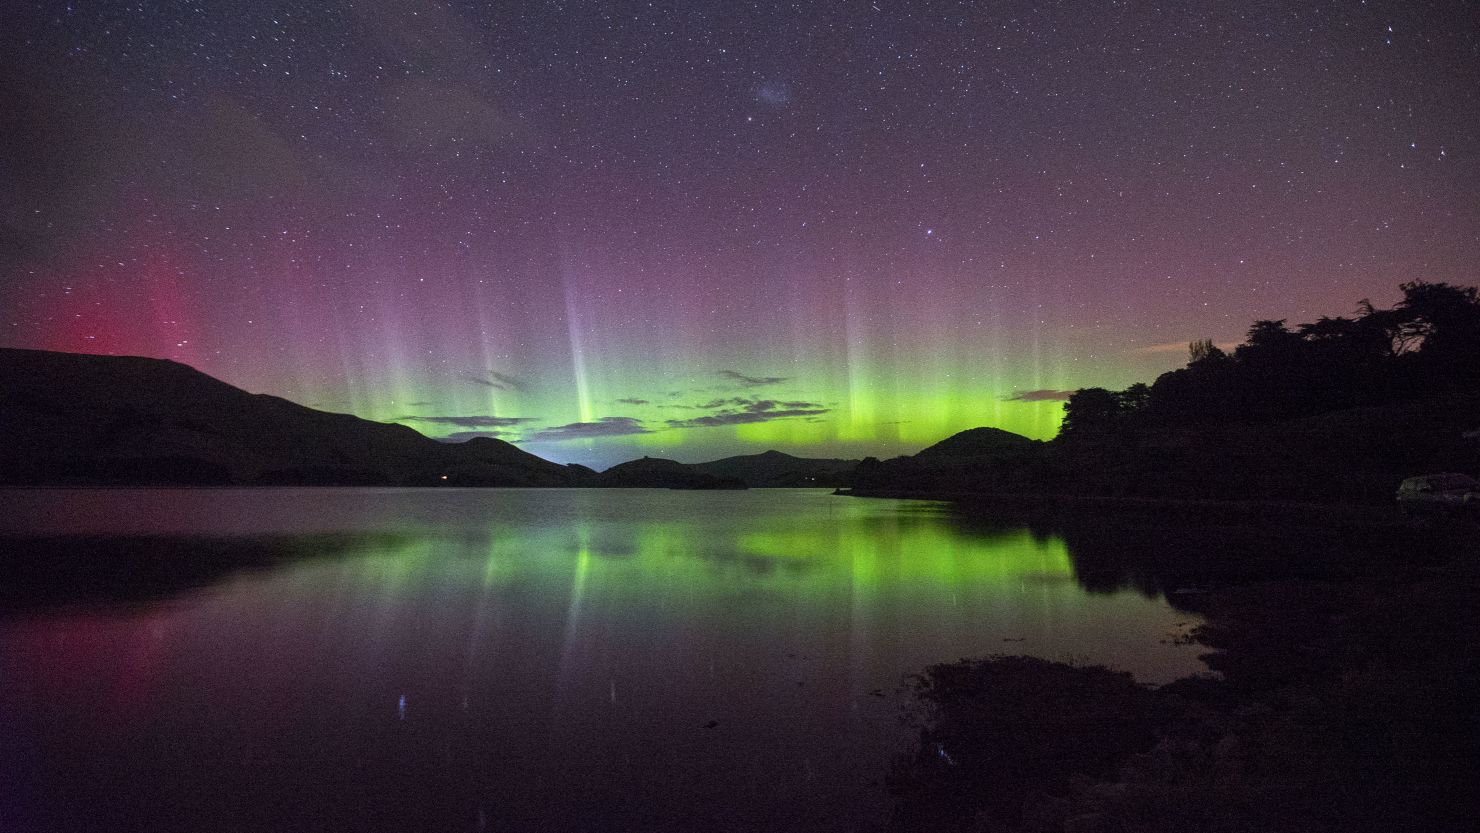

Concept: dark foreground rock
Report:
left=885, top=548, right=1480, bottom=833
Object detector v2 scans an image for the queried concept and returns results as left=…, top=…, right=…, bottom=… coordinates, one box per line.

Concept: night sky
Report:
left=3, top=1, right=1478, bottom=467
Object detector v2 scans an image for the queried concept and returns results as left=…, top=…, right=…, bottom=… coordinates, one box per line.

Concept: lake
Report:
left=0, top=488, right=1204, bottom=832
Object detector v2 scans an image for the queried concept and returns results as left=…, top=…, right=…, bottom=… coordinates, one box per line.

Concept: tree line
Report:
left=1061, top=281, right=1480, bottom=438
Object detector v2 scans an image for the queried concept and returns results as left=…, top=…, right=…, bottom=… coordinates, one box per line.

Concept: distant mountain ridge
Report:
left=849, top=425, right=1044, bottom=497
left=691, top=449, right=859, bottom=487
left=590, top=457, right=746, bottom=490
left=0, top=348, right=874, bottom=489
left=0, top=347, right=579, bottom=486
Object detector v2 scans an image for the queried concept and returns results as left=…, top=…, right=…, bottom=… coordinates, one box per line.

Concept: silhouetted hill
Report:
left=915, top=427, right=1038, bottom=459
left=691, top=449, right=859, bottom=487
left=850, top=400, right=1480, bottom=506
left=566, top=463, right=598, bottom=478
left=0, top=348, right=582, bottom=487
left=853, top=282, right=1480, bottom=507
left=591, top=456, right=746, bottom=489
left=850, top=426, right=1041, bottom=494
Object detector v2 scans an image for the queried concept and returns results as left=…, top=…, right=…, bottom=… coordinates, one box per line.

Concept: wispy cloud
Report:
left=462, top=374, right=506, bottom=389
left=692, top=396, right=822, bottom=410
left=522, top=416, right=651, bottom=442
left=1004, top=389, right=1076, bottom=402
left=616, top=397, right=650, bottom=405
left=489, top=371, right=524, bottom=390
left=397, top=415, right=537, bottom=428
left=718, top=370, right=790, bottom=387
left=667, top=397, right=829, bottom=428
left=1129, top=341, right=1237, bottom=355
left=462, top=370, right=526, bottom=391
left=667, top=408, right=829, bottom=428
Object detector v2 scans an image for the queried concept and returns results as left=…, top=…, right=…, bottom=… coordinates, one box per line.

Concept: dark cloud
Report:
left=406, top=401, right=436, bottom=407
left=667, top=407, right=829, bottom=428
left=1004, top=389, right=1076, bottom=402
left=522, top=416, right=651, bottom=442
left=397, top=415, right=537, bottom=427
left=718, top=370, right=790, bottom=387
left=437, top=430, right=512, bottom=442
left=617, top=397, right=650, bottom=405
left=666, top=397, right=829, bottom=428
left=685, top=396, right=825, bottom=414
left=736, top=398, right=825, bottom=414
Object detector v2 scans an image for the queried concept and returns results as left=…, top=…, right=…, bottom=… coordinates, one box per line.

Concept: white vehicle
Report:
left=1395, top=473, right=1480, bottom=514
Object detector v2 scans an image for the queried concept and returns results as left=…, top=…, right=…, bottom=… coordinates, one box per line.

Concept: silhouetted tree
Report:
left=1394, top=281, right=1480, bottom=389
left=1187, top=338, right=1227, bottom=365
left=1054, top=281, right=1479, bottom=440
left=1060, top=388, right=1124, bottom=437
left=1237, top=320, right=1304, bottom=359
left=1116, top=382, right=1152, bottom=413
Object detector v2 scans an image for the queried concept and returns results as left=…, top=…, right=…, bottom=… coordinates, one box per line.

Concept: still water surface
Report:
left=0, top=488, right=1203, bottom=832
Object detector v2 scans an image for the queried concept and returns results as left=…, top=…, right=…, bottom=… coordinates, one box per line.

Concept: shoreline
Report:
left=884, top=527, right=1480, bottom=832
left=836, top=487, right=1415, bottom=527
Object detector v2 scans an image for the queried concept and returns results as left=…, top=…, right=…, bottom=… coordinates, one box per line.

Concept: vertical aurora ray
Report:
left=5, top=1, right=1473, bottom=467
left=561, top=261, right=596, bottom=425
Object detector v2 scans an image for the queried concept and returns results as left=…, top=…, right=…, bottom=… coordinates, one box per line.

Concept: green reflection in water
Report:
left=240, top=491, right=1193, bottom=683
left=320, top=495, right=1074, bottom=613
left=0, top=489, right=1205, bottom=833
left=434, top=502, right=1071, bottom=612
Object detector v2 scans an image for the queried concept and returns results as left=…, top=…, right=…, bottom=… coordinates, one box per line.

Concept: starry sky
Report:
left=3, top=1, right=1478, bottom=468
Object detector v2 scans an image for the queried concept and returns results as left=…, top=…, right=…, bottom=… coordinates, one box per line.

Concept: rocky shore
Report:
left=882, top=525, right=1480, bottom=832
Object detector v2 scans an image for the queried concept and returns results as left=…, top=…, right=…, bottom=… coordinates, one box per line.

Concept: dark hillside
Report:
left=691, top=449, right=857, bottom=487
left=0, top=348, right=580, bottom=486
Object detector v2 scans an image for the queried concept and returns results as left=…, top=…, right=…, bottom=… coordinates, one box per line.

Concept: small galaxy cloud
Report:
left=754, top=80, right=792, bottom=106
